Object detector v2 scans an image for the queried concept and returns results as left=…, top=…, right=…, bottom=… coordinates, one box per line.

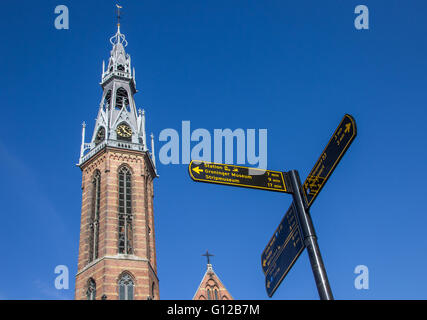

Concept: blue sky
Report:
left=0, top=0, right=426, bottom=299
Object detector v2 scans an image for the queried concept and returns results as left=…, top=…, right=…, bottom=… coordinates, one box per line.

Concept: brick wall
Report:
left=75, top=147, right=159, bottom=300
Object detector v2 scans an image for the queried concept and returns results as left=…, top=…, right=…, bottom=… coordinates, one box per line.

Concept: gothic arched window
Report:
left=115, top=87, right=130, bottom=111
left=102, top=90, right=112, bottom=112
left=86, top=278, right=96, bottom=300
left=118, top=273, right=134, bottom=300
left=118, top=166, right=133, bottom=254
left=207, top=288, right=212, bottom=300
left=151, top=282, right=155, bottom=299
left=89, top=170, right=101, bottom=262
left=214, top=289, right=219, bottom=300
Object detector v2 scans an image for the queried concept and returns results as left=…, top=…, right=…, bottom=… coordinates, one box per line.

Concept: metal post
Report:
left=288, top=170, right=334, bottom=300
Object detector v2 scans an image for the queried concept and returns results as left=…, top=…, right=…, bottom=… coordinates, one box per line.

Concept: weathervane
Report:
left=116, top=4, right=122, bottom=28
left=202, top=250, right=214, bottom=265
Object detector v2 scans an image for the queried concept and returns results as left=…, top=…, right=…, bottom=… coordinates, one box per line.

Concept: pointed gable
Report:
left=193, top=264, right=233, bottom=300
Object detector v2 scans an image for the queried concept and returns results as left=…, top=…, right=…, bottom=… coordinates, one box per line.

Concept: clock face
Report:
left=116, top=124, right=132, bottom=140
left=95, top=127, right=105, bottom=145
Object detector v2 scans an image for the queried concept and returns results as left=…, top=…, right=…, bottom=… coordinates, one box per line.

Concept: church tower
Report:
left=75, top=12, right=159, bottom=300
left=193, top=251, right=233, bottom=300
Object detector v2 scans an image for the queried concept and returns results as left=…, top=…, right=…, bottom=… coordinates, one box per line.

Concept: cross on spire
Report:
left=202, top=250, right=214, bottom=265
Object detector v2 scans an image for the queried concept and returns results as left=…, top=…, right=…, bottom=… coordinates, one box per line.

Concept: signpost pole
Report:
left=288, top=170, right=334, bottom=300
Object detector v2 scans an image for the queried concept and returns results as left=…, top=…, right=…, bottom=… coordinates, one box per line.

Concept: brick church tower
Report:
left=74, top=16, right=159, bottom=300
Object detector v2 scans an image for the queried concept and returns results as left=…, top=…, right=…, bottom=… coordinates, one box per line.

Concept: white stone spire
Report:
left=93, top=23, right=138, bottom=146
left=78, top=6, right=153, bottom=175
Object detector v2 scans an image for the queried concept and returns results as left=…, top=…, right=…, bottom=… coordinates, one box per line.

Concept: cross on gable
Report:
left=202, top=250, right=214, bottom=265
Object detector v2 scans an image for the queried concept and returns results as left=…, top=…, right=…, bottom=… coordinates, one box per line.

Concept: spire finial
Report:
left=116, top=4, right=122, bottom=31
left=202, top=250, right=214, bottom=265
left=110, top=4, right=128, bottom=47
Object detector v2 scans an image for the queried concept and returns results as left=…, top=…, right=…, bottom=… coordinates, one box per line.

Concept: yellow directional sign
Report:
left=189, top=161, right=291, bottom=193
left=302, top=114, right=357, bottom=208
